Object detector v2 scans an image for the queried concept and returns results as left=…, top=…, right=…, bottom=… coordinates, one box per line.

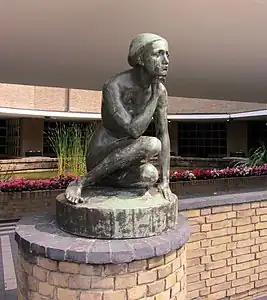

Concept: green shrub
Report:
left=248, top=141, right=267, bottom=167
left=46, top=121, right=98, bottom=176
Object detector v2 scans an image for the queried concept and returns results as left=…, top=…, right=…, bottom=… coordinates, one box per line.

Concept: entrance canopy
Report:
left=1, top=1, right=267, bottom=102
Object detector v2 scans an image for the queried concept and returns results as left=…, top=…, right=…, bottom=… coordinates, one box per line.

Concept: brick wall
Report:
left=0, top=190, right=61, bottom=220
left=16, top=245, right=187, bottom=300
left=182, top=202, right=267, bottom=299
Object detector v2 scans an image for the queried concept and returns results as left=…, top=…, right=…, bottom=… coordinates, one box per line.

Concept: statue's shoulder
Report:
left=102, top=78, right=116, bottom=93
left=103, top=69, right=132, bottom=94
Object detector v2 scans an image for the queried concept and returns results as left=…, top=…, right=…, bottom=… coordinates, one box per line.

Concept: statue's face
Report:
left=142, top=40, right=169, bottom=78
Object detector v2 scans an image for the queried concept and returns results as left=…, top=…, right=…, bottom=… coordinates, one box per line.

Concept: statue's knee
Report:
left=150, top=137, right=162, bottom=154
left=140, top=163, right=159, bottom=184
left=141, top=137, right=161, bottom=155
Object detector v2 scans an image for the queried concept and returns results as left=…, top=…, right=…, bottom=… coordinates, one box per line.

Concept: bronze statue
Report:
left=66, top=33, right=172, bottom=204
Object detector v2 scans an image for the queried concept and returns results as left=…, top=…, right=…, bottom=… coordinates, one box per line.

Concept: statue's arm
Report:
left=103, top=83, right=158, bottom=138
left=103, top=84, right=132, bottom=127
left=154, top=86, right=170, bottom=185
left=130, top=84, right=159, bottom=138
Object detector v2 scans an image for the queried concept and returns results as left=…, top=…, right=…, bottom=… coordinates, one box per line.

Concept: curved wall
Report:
left=0, top=84, right=266, bottom=115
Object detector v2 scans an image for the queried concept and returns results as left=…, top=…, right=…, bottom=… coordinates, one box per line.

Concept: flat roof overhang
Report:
left=1, top=107, right=267, bottom=122
left=1, top=1, right=267, bottom=103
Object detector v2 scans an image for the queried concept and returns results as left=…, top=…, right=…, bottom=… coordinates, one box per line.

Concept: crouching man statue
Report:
left=66, top=33, right=173, bottom=204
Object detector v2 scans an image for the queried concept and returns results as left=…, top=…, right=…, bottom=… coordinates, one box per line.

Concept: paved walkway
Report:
left=0, top=221, right=17, bottom=300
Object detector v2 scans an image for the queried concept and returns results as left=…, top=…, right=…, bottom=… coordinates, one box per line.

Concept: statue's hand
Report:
left=151, top=77, right=165, bottom=99
left=65, top=180, right=84, bottom=204
left=157, top=182, right=173, bottom=202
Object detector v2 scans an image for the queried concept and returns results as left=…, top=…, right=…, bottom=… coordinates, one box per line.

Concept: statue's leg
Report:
left=81, top=136, right=161, bottom=188
left=98, top=162, right=159, bottom=189
left=65, top=136, right=161, bottom=204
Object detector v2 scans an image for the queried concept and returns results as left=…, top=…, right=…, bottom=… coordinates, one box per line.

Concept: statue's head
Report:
left=128, top=33, right=169, bottom=79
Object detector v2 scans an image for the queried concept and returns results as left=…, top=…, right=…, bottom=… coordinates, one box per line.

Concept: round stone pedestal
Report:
left=15, top=212, right=190, bottom=300
left=56, top=186, right=179, bottom=239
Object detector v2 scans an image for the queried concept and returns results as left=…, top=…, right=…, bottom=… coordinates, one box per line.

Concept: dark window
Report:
left=0, top=119, right=7, bottom=155
left=177, top=121, right=227, bottom=158
left=43, top=120, right=57, bottom=157
left=0, top=118, right=20, bottom=157
left=247, top=120, right=267, bottom=152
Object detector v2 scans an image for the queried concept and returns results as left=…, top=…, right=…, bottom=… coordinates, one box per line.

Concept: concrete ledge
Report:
left=0, top=156, right=57, bottom=172
left=180, top=188, right=267, bottom=211
left=170, top=175, right=267, bottom=197
left=15, top=212, right=190, bottom=264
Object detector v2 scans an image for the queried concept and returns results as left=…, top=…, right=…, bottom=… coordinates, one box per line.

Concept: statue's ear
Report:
left=136, top=56, right=144, bottom=66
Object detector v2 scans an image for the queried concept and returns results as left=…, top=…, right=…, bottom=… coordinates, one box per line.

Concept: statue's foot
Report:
left=65, top=180, right=84, bottom=204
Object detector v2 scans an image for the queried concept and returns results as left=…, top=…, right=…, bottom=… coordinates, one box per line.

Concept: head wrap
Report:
left=128, top=33, right=168, bottom=67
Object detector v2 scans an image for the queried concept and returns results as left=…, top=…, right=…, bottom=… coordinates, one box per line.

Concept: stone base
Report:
left=15, top=212, right=190, bottom=300
left=56, top=186, right=179, bottom=239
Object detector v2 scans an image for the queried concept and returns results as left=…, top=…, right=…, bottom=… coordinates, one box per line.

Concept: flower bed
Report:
left=1, top=165, right=267, bottom=192
left=170, top=164, right=267, bottom=181
left=0, top=165, right=267, bottom=220
left=169, top=165, right=267, bottom=197
left=0, top=174, right=77, bottom=192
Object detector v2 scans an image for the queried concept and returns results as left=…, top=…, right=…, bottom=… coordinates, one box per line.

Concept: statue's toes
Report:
left=67, top=195, right=77, bottom=205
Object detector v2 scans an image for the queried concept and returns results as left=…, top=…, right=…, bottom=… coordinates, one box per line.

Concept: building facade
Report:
left=0, top=83, right=267, bottom=160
